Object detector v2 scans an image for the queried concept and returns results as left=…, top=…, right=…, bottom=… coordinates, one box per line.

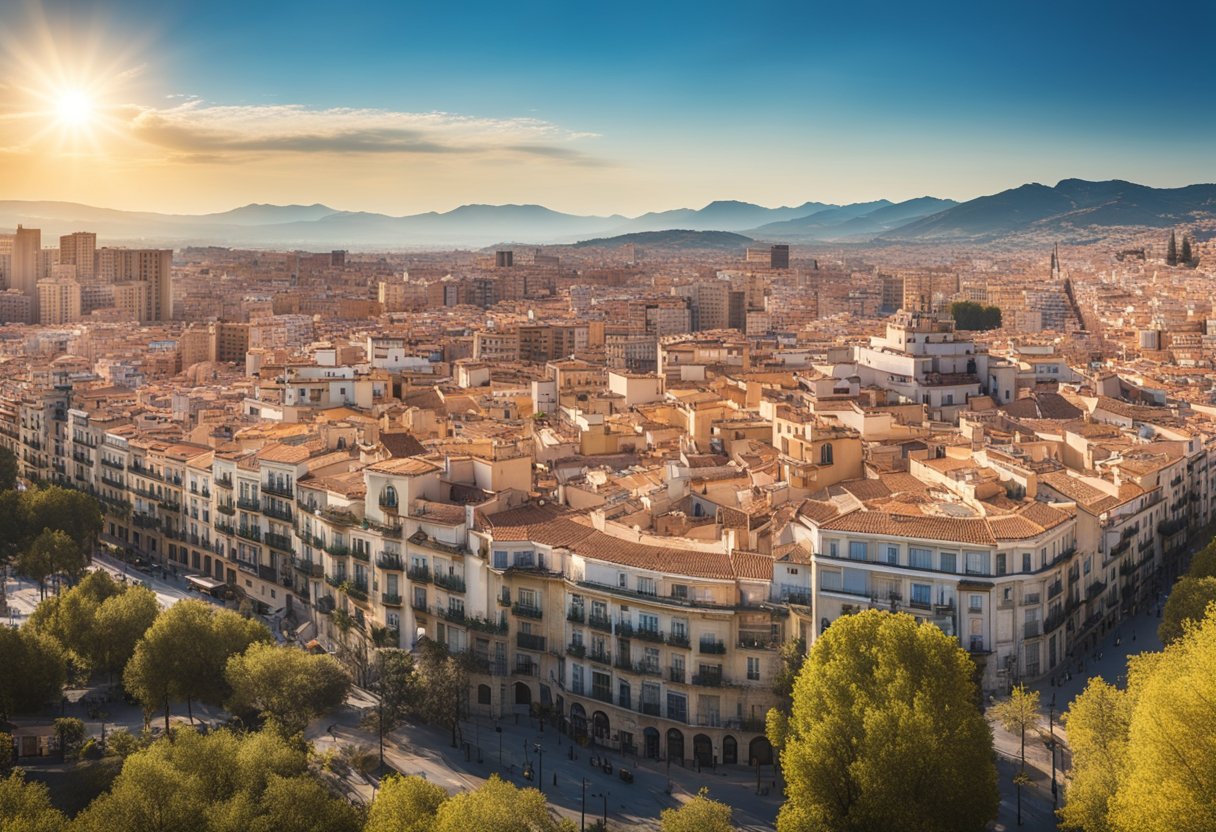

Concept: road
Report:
left=307, top=691, right=783, bottom=831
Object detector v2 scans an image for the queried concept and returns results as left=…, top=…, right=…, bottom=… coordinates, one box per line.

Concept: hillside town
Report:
left=2, top=224, right=1214, bottom=788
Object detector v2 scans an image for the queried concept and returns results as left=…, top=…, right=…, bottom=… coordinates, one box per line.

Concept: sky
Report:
left=1, top=0, right=1213, bottom=216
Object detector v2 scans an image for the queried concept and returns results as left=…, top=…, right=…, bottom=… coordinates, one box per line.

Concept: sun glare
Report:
left=55, top=89, right=94, bottom=127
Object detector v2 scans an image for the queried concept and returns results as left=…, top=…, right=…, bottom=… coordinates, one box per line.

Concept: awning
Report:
left=186, top=575, right=226, bottom=591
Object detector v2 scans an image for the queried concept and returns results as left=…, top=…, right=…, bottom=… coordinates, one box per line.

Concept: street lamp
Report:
left=581, top=777, right=588, bottom=832
left=533, top=742, right=545, bottom=793
left=591, top=791, right=608, bottom=829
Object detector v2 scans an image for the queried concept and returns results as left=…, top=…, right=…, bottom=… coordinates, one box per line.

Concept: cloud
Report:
left=120, top=101, right=602, bottom=164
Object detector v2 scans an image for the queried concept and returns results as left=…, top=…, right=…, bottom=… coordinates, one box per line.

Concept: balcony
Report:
left=346, top=584, right=369, bottom=603
left=1086, top=580, right=1107, bottom=600
left=351, top=548, right=370, bottom=563
left=407, top=565, right=431, bottom=583
left=237, top=526, right=262, bottom=543
left=516, top=632, right=546, bottom=652
left=588, top=649, right=612, bottom=665
left=1159, top=518, right=1187, bottom=537
left=634, top=627, right=664, bottom=644
left=1047, top=581, right=1063, bottom=600
left=262, top=481, right=294, bottom=499
left=215, top=520, right=235, bottom=536
left=410, top=596, right=428, bottom=613
left=588, top=613, right=613, bottom=632
left=263, top=502, right=293, bottom=522
left=324, top=542, right=349, bottom=558
left=512, top=603, right=543, bottom=620
left=513, top=660, right=538, bottom=677
left=567, top=642, right=586, bottom=659
left=215, top=475, right=233, bottom=489
left=437, top=605, right=465, bottom=623
left=237, top=496, right=261, bottom=513
left=698, top=639, right=726, bottom=655
left=434, top=572, right=466, bottom=593
left=292, top=557, right=323, bottom=578
left=265, top=532, right=293, bottom=552
left=667, top=632, right=690, bottom=649
left=466, top=615, right=509, bottom=634
left=668, top=667, right=686, bottom=684
left=566, top=607, right=585, bottom=624
left=692, top=669, right=724, bottom=687
left=216, top=502, right=236, bottom=516
left=377, top=553, right=404, bottom=571
left=634, top=662, right=662, bottom=677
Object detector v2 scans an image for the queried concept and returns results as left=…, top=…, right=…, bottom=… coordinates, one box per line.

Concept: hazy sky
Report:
left=2, top=0, right=1213, bottom=216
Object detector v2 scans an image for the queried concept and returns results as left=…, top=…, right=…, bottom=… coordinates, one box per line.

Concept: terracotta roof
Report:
left=822, top=510, right=997, bottom=546
left=367, top=456, right=442, bottom=477
left=731, top=550, right=775, bottom=581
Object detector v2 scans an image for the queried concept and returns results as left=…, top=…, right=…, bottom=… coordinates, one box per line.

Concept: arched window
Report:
left=380, top=485, right=398, bottom=508
left=820, top=443, right=834, bottom=465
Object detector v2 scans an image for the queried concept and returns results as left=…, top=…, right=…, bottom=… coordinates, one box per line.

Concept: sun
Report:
left=55, top=89, right=94, bottom=127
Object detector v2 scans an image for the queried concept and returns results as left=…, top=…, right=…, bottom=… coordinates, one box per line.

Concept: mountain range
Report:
left=0, top=179, right=1212, bottom=250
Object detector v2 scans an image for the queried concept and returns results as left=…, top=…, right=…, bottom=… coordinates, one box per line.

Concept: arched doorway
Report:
left=643, top=727, right=660, bottom=759
left=666, top=728, right=685, bottom=764
left=592, top=711, right=611, bottom=743
left=570, top=703, right=588, bottom=738
left=513, top=681, right=532, bottom=706
left=722, top=735, right=737, bottom=765
left=749, top=736, right=773, bottom=766
left=477, top=684, right=492, bottom=705
left=693, top=734, right=713, bottom=768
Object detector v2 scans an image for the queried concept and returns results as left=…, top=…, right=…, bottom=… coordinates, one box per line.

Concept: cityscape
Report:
left=2, top=2, right=1215, bottom=832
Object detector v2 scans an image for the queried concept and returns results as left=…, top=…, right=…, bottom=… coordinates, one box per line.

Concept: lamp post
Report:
left=581, top=778, right=588, bottom=832
left=534, top=742, right=545, bottom=793
left=496, top=724, right=503, bottom=769
left=591, top=791, right=608, bottom=829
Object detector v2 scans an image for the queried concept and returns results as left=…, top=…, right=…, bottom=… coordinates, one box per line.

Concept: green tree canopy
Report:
left=22, top=485, right=103, bottom=553
left=92, top=584, right=160, bottom=679
left=660, top=787, right=735, bottom=832
left=26, top=570, right=147, bottom=673
left=431, top=775, right=573, bottom=832
left=365, top=774, right=448, bottom=832
left=778, top=609, right=997, bottom=832
left=225, top=642, right=351, bottom=736
left=124, top=600, right=271, bottom=732
left=0, top=626, right=66, bottom=720
left=72, top=727, right=359, bottom=832
left=0, top=769, right=68, bottom=832
left=1158, top=575, right=1216, bottom=644
left=414, top=638, right=475, bottom=747
left=1187, top=541, right=1216, bottom=579
left=0, top=447, right=17, bottom=492
left=951, top=301, right=1002, bottom=331
left=1058, top=678, right=1132, bottom=832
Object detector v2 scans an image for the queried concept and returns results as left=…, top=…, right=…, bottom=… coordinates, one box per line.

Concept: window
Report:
left=848, top=541, right=868, bottom=561
left=637, top=577, right=656, bottom=596
left=819, top=569, right=842, bottom=592
left=886, top=546, right=899, bottom=565
left=666, top=692, right=687, bottom=723
left=969, top=594, right=983, bottom=612
left=493, top=550, right=508, bottom=569
left=996, top=553, right=1007, bottom=576
left=911, top=583, right=931, bottom=607
left=940, top=552, right=957, bottom=573
left=965, top=551, right=990, bottom=576
left=909, top=547, right=933, bottom=569
left=639, top=613, right=659, bottom=633
left=518, top=588, right=537, bottom=608
left=820, top=443, right=834, bottom=465
left=514, top=550, right=534, bottom=568
left=618, top=573, right=627, bottom=588
left=843, top=568, right=867, bottom=596
left=747, top=657, right=760, bottom=681
left=571, top=665, right=584, bottom=695
left=1022, top=552, right=1032, bottom=572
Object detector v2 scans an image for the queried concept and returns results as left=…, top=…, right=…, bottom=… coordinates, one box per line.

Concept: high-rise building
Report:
left=11, top=225, right=40, bottom=322
left=770, top=244, right=790, bottom=269
left=59, top=232, right=97, bottom=279
left=97, top=248, right=173, bottom=321
left=37, top=278, right=82, bottom=325
left=496, top=250, right=514, bottom=267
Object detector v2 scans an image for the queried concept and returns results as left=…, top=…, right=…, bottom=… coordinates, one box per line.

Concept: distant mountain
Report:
left=570, top=229, right=754, bottom=250
left=0, top=179, right=1210, bottom=249
left=619, top=200, right=836, bottom=233
left=883, top=179, right=1216, bottom=241
left=200, top=203, right=339, bottom=226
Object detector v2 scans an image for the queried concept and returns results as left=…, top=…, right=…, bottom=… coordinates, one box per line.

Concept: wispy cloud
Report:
left=120, top=101, right=602, bottom=164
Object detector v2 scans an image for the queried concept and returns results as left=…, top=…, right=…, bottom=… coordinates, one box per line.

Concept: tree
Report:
left=432, top=775, right=574, bottom=832
left=0, top=732, right=13, bottom=775
left=23, top=529, right=85, bottom=597
left=1167, top=230, right=1178, bottom=265
left=73, top=727, right=358, bottom=832
left=53, top=717, right=86, bottom=761
left=414, top=638, right=474, bottom=748
left=1058, top=678, right=1132, bottom=832
left=660, top=787, right=735, bottom=832
left=1158, top=576, right=1216, bottom=644
left=27, top=570, right=134, bottom=672
left=0, top=490, right=24, bottom=569
left=124, top=600, right=271, bottom=733
left=366, top=774, right=448, bottom=832
left=0, top=770, right=68, bottom=832
left=92, top=585, right=159, bottom=680
left=1180, top=235, right=1194, bottom=266
left=951, top=301, right=1002, bottom=332
left=226, top=643, right=351, bottom=736
left=14, top=533, right=57, bottom=600
left=0, top=447, right=17, bottom=492
left=1105, top=609, right=1216, bottom=832
left=21, top=486, right=103, bottom=554
left=771, top=638, right=806, bottom=711
left=992, top=684, right=1040, bottom=826
left=778, top=609, right=997, bottom=832
left=0, top=627, right=66, bottom=721
left=1188, top=540, right=1216, bottom=579
left=364, top=649, right=418, bottom=767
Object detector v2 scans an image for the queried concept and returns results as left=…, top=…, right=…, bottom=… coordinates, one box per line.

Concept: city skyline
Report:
left=1, top=0, right=1213, bottom=216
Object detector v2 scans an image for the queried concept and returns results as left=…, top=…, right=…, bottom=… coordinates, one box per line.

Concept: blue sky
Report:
left=6, top=0, right=1214, bottom=214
